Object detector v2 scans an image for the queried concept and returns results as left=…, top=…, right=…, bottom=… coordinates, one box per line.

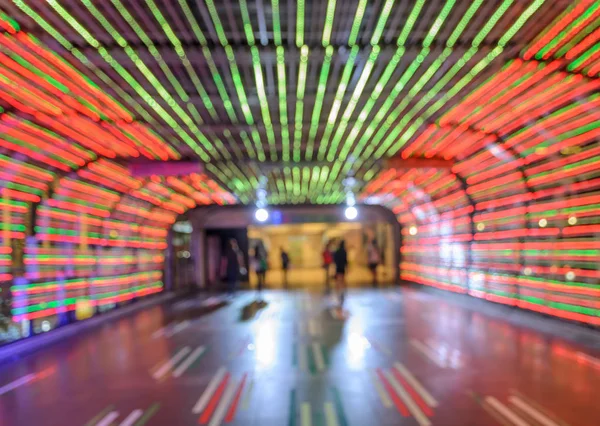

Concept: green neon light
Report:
left=203, top=0, right=228, bottom=46
left=569, top=43, right=600, bottom=70
left=472, top=0, right=513, bottom=48
left=348, top=0, right=368, bottom=46
left=45, top=0, right=211, bottom=160
left=322, top=0, right=337, bottom=47
left=306, top=45, right=334, bottom=160
left=272, top=0, right=282, bottom=45
left=423, top=0, right=456, bottom=48
left=294, top=45, right=309, bottom=162
left=13, top=0, right=157, bottom=127
left=370, top=0, right=395, bottom=45
left=251, top=46, right=277, bottom=160
left=111, top=0, right=188, bottom=103
left=239, top=131, right=257, bottom=159
left=500, top=0, right=546, bottom=48
left=239, top=0, right=256, bottom=45
left=447, top=0, right=484, bottom=47
left=398, top=0, right=425, bottom=46
left=337, top=0, right=524, bottom=188
left=276, top=46, right=290, bottom=161
left=317, top=45, right=359, bottom=161
left=296, top=0, right=305, bottom=47
left=145, top=0, right=220, bottom=120
left=335, top=47, right=405, bottom=163
left=327, top=46, right=380, bottom=162
left=536, top=1, right=600, bottom=58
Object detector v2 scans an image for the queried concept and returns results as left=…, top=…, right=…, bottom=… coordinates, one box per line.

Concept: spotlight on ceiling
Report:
left=255, top=207, right=269, bottom=222
left=344, top=206, right=358, bottom=220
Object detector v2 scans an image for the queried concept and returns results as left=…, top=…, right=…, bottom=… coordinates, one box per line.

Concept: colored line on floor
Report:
left=288, top=389, right=297, bottom=426
left=134, top=403, right=160, bottom=426
left=410, top=339, right=446, bottom=368
left=509, top=390, right=570, bottom=426
left=576, top=352, right=600, bottom=370
left=0, top=374, right=35, bottom=396
left=96, top=411, right=120, bottom=426
left=467, top=390, right=511, bottom=426
left=509, top=396, right=561, bottom=426
left=199, top=373, right=230, bottom=424
left=119, top=409, right=143, bottom=426
left=166, top=320, right=191, bottom=337
left=369, top=371, right=393, bottom=408
left=486, top=397, right=530, bottom=426
left=300, top=403, right=312, bottom=426
left=394, top=363, right=438, bottom=407
left=324, top=402, right=339, bottom=426
left=83, top=405, right=115, bottom=426
left=241, top=378, right=254, bottom=410
left=391, top=369, right=433, bottom=417
left=152, top=346, right=191, bottom=380
left=375, top=369, right=409, bottom=416
left=151, top=326, right=167, bottom=339
left=384, top=370, right=431, bottom=426
left=331, top=387, right=348, bottom=426
left=192, top=368, right=228, bottom=414
left=225, top=373, right=248, bottom=422
left=153, top=320, right=191, bottom=339
left=312, top=343, right=326, bottom=372
left=208, top=378, right=238, bottom=426
left=172, top=346, right=206, bottom=377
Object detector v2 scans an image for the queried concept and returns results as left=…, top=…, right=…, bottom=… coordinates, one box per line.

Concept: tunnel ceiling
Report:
left=2, top=0, right=597, bottom=205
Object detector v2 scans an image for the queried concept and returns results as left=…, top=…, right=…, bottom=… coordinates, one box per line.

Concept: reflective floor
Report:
left=1, top=288, right=599, bottom=426
left=248, top=266, right=395, bottom=288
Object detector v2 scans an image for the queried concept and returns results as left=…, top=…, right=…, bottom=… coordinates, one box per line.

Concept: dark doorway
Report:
left=205, top=228, right=250, bottom=290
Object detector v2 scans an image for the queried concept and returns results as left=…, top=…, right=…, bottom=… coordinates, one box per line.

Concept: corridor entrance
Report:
left=248, top=222, right=394, bottom=289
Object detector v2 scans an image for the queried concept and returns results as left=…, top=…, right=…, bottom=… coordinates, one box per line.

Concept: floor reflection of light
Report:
left=347, top=332, right=370, bottom=369
left=253, top=321, right=276, bottom=369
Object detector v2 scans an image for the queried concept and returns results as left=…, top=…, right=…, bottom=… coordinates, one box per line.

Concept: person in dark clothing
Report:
left=224, top=238, right=243, bottom=296
left=280, top=248, right=290, bottom=288
left=333, top=240, right=348, bottom=309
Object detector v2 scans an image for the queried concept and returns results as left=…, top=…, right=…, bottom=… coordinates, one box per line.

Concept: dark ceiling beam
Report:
left=49, top=40, right=514, bottom=69
left=146, top=120, right=363, bottom=134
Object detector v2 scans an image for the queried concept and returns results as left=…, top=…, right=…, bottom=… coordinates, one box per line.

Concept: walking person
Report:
left=223, top=238, right=244, bottom=298
left=367, top=239, right=381, bottom=287
left=280, top=247, right=290, bottom=288
left=322, top=241, right=334, bottom=294
left=333, top=240, right=348, bottom=312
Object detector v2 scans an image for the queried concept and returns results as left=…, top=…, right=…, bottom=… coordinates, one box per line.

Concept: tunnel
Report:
left=0, top=1, right=598, bottom=425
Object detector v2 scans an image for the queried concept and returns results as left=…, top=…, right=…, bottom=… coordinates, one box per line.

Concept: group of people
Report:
left=322, top=240, right=348, bottom=310
left=322, top=238, right=381, bottom=284
left=223, top=237, right=381, bottom=310
left=222, top=239, right=290, bottom=297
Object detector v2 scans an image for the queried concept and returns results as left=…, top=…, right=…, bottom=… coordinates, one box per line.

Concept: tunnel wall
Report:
left=363, top=61, right=600, bottom=324
left=0, top=26, right=234, bottom=345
